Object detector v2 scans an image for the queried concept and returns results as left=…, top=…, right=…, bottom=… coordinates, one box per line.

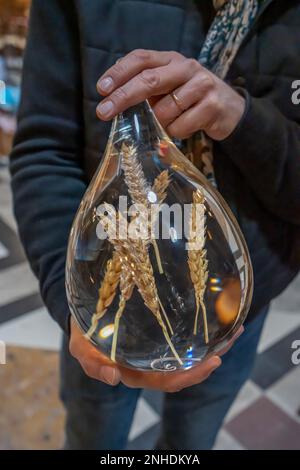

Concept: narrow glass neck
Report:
left=111, top=100, right=162, bottom=151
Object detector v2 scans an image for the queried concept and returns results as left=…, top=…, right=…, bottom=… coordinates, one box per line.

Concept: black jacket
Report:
left=10, top=0, right=300, bottom=333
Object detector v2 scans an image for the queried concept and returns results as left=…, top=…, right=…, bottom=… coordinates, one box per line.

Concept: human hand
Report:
left=69, top=317, right=244, bottom=392
left=96, top=49, right=245, bottom=141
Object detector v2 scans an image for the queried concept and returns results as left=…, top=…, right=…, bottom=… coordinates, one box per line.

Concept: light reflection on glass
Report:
left=210, top=286, right=223, bottom=292
left=147, top=191, right=157, bottom=203
left=187, top=346, right=193, bottom=358
left=169, top=227, right=178, bottom=242
left=99, top=324, right=114, bottom=339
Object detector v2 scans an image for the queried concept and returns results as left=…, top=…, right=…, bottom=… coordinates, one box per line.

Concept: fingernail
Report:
left=98, top=77, right=114, bottom=93
left=101, top=366, right=121, bottom=385
left=97, top=100, right=114, bottom=117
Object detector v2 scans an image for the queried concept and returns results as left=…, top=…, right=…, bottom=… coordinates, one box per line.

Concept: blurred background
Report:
left=0, top=0, right=299, bottom=450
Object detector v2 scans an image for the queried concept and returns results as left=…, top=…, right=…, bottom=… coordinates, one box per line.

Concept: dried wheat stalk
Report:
left=85, top=251, right=122, bottom=339
left=121, top=143, right=169, bottom=275
left=188, top=190, right=209, bottom=343
left=100, top=210, right=182, bottom=365
left=111, top=267, right=135, bottom=362
left=121, top=149, right=173, bottom=331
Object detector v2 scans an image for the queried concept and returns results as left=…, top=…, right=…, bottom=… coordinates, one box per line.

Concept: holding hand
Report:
left=69, top=318, right=243, bottom=392
left=96, top=49, right=245, bottom=141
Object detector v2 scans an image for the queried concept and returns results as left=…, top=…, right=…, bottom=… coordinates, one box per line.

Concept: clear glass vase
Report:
left=65, top=100, right=253, bottom=372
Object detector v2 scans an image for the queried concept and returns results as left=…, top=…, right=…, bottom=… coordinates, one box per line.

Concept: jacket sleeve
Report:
left=10, top=0, right=86, bottom=333
left=218, top=89, right=300, bottom=226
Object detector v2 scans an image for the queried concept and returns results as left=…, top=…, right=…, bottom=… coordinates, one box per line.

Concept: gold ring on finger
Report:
left=170, top=91, right=185, bottom=113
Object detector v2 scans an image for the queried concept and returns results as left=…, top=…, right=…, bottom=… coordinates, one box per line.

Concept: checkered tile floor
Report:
left=0, top=163, right=299, bottom=450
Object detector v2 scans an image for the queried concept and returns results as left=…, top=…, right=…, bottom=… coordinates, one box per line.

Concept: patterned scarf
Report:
left=201, top=0, right=259, bottom=79
left=185, top=0, right=259, bottom=186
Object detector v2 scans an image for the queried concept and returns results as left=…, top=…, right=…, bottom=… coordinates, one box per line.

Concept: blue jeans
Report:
left=60, top=307, right=268, bottom=450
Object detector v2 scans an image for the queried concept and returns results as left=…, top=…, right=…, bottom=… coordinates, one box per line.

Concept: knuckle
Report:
left=132, top=48, right=151, bottom=62
left=140, top=69, right=160, bottom=89
left=186, top=58, right=200, bottom=72
left=205, top=94, right=221, bottom=114
left=188, top=73, right=216, bottom=102
left=198, top=72, right=215, bottom=92
left=189, top=80, right=204, bottom=101
left=170, top=51, right=184, bottom=61
left=113, top=85, right=128, bottom=102
left=113, top=61, right=128, bottom=77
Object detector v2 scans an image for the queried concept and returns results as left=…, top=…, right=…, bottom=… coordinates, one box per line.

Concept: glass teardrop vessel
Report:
left=66, top=100, right=253, bottom=372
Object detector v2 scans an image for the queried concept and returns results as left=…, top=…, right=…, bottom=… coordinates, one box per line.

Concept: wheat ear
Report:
left=100, top=211, right=182, bottom=365
left=121, top=143, right=150, bottom=207
left=111, top=267, right=135, bottom=362
left=188, top=190, right=209, bottom=343
left=152, top=169, right=170, bottom=204
left=121, top=154, right=173, bottom=331
left=85, top=252, right=122, bottom=339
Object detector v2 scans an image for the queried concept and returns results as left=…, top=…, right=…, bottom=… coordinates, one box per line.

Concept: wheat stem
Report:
left=158, top=295, right=174, bottom=335
left=200, top=296, right=209, bottom=344
left=158, top=311, right=183, bottom=365
left=193, top=299, right=200, bottom=336
left=111, top=296, right=126, bottom=362
left=152, top=239, right=164, bottom=274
